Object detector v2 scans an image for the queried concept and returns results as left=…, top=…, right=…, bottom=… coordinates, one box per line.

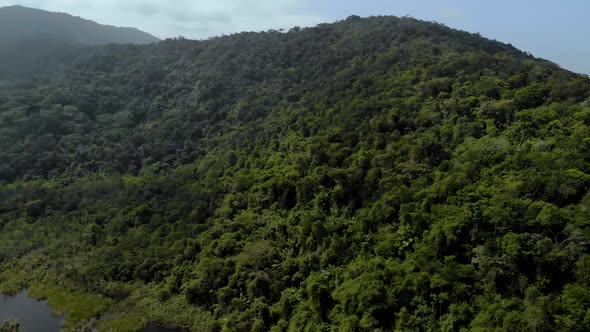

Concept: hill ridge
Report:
left=0, top=5, right=159, bottom=45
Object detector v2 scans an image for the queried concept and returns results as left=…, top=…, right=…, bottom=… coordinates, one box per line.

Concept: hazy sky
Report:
left=0, top=0, right=588, bottom=75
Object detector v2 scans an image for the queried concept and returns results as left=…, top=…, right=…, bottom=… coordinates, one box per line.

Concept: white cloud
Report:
left=437, top=8, right=464, bottom=18
left=0, top=0, right=327, bottom=39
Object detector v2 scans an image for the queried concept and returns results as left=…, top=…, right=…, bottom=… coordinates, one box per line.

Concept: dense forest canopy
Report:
left=1, top=15, right=590, bottom=331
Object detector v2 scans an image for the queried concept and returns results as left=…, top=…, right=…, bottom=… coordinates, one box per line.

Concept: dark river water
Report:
left=0, top=290, right=180, bottom=332
left=0, top=290, right=64, bottom=332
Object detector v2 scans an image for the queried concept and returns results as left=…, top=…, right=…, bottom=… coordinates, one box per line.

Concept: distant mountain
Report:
left=0, top=5, right=159, bottom=82
left=0, top=5, right=159, bottom=45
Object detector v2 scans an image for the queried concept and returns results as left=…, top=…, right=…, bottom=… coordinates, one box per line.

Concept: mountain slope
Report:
left=0, top=5, right=159, bottom=82
left=0, top=16, right=589, bottom=331
left=0, top=5, right=159, bottom=45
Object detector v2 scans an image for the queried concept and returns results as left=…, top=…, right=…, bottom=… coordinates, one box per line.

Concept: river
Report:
left=0, top=290, right=180, bottom=332
left=0, top=290, right=64, bottom=332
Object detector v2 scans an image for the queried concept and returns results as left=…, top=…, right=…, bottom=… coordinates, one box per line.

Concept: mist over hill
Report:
left=0, top=5, right=159, bottom=45
left=0, top=5, right=159, bottom=82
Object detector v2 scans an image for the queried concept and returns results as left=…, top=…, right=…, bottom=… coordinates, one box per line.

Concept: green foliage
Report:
left=27, top=284, right=112, bottom=330
left=0, top=320, right=20, bottom=332
left=97, top=315, right=146, bottom=332
left=0, top=14, right=589, bottom=331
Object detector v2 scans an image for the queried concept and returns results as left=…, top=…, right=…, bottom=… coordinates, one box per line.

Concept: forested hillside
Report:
left=0, top=5, right=158, bottom=82
left=0, top=6, right=159, bottom=45
left=1, top=15, right=590, bottom=331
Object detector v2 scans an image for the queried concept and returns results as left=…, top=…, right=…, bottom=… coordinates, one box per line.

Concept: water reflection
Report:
left=1, top=290, right=182, bottom=332
left=0, top=290, right=64, bottom=332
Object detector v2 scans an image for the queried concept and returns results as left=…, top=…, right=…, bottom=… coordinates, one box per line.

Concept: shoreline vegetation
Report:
left=0, top=273, right=179, bottom=331
left=0, top=320, right=20, bottom=332
left=1, top=15, right=589, bottom=331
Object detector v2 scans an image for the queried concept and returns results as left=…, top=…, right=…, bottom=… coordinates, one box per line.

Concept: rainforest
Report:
left=1, top=14, right=590, bottom=331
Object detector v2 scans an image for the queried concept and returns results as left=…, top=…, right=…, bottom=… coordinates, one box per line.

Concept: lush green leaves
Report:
left=0, top=15, right=589, bottom=331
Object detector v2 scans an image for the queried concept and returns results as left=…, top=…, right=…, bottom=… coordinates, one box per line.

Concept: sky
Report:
left=0, top=0, right=588, bottom=75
